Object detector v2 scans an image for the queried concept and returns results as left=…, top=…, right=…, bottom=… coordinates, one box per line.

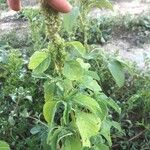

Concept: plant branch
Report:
left=128, top=129, right=146, bottom=142
left=28, top=116, right=48, bottom=127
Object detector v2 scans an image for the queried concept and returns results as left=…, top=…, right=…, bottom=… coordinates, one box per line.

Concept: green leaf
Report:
left=56, top=82, right=64, bottom=91
left=96, top=93, right=121, bottom=114
left=44, top=81, right=56, bottom=102
left=63, top=60, right=84, bottom=81
left=76, top=111, right=101, bottom=147
left=104, top=98, right=121, bottom=114
left=82, top=76, right=102, bottom=92
left=57, top=129, right=73, bottom=143
left=63, top=79, right=73, bottom=93
left=28, top=51, right=51, bottom=74
left=56, top=79, right=73, bottom=94
left=0, top=141, right=10, bottom=150
left=33, top=57, right=51, bottom=74
left=97, top=100, right=108, bottom=121
left=115, top=57, right=129, bottom=68
left=28, top=51, right=48, bottom=69
left=62, top=135, right=82, bottom=150
left=111, top=121, right=123, bottom=133
left=100, top=120, right=122, bottom=147
left=100, top=120, right=112, bottom=147
left=85, top=49, right=101, bottom=60
left=63, top=7, right=80, bottom=32
left=67, top=41, right=86, bottom=57
left=108, top=60, right=125, bottom=87
left=47, top=127, right=62, bottom=150
left=47, top=128, right=77, bottom=150
left=43, top=101, right=57, bottom=123
left=73, top=94, right=102, bottom=117
left=77, top=58, right=90, bottom=70
left=30, top=126, right=41, bottom=135
left=92, top=143, right=109, bottom=150
left=86, top=70, right=100, bottom=80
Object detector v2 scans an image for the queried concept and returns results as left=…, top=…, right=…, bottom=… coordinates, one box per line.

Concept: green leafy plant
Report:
left=22, top=8, right=47, bottom=51
left=62, top=0, right=113, bottom=44
left=0, top=42, right=47, bottom=149
left=28, top=0, right=123, bottom=149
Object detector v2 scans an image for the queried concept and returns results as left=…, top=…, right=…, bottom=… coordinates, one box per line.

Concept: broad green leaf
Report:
left=73, top=94, right=102, bottom=117
left=77, top=58, right=90, bottom=70
left=63, top=60, right=84, bottom=81
left=97, top=93, right=108, bottom=100
left=47, top=127, right=62, bottom=150
left=47, top=127, right=73, bottom=150
left=115, top=57, right=132, bottom=75
left=76, top=111, right=101, bottom=147
left=56, top=79, right=73, bottom=94
left=116, top=57, right=129, bottom=68
left=85, top=48, right=101, bottom=60
left=57, top=129, right=73, bottom=143
left=82, top=76, right=102, bottom=92
left=63, top=7, right=80, bottom=32
left=92, top=143, right=109, bottom=150
left=104, top=98, right=121, bottom=114
left=90, top=134, right=103, bottom=146
left=100, top=120, right=122, bottom=147
left=56, top=82, right=64, bottom=91
left=43, top=101, right=57, bottom=123
left=62, top=135, right=82, bottom=150
left=97, top=100, right=108, bottom=121
left=63, top=79, right=73, bottom=93
left=28, top=51, right=51, bottom=74
left=108, top=60, right=125, bottom=87
left=97, top=92, right=121, bottom=114
left=67, top=41, right=86, bottom=57
left=0, top=141, right=10, bottom=150
left=86, top=70, right=100, bottom=80
left=44, top=82, right=56, bottom=102
left=100, top=120, right=112, bottom=147
left=28, top=51, right=48, bottom=69
left=33, top=57, right=51, bottom=74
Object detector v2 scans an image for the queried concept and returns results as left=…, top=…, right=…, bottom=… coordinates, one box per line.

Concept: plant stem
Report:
left=128, top=129, right=146, bottom=142
left=28, top=116, right=48, bottom=127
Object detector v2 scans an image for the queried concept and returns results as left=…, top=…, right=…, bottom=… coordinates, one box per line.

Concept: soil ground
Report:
left=0, top=0, right=150, bottom=68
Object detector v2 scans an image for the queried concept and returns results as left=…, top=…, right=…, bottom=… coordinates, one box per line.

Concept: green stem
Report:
left=28, top=116, right=49, bottom=127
